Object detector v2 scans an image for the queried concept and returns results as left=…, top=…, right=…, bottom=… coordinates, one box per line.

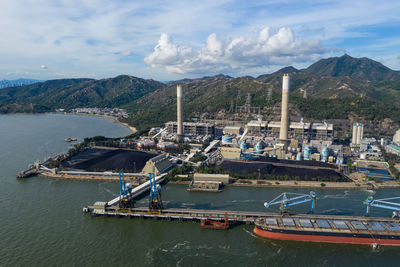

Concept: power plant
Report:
left=279, top=74, right=290, bottom=148
left=163, top=73, right=338, bottom=162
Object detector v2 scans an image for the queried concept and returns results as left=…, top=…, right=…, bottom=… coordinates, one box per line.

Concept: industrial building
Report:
left=310, top=122, right=334, bottom=141
left=393, top=129, right=400, bottom=146
left=165, top=121, right=215, bottom=136
left=246, top=120, right=332, bottom=141
left=142, top=154, right=173, bottom=175
left=386, top=144, right=400, bottom=156
left=163, top=84, right=215, bottom=140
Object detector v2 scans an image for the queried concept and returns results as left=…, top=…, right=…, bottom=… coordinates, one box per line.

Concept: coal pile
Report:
left=257, top=156, right=336, bottom=169
left=61, top=148, right=157, bottom=172
left=216, top=160, right=345, bottom=181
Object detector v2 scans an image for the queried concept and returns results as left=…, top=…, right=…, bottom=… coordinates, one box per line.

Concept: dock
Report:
left=85, top=205, right=398, bottom=226
left=106, top=173, right=166, bottom=206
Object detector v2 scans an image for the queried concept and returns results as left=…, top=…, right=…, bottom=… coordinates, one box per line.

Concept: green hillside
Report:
left=1, top=55, right=400, bottom=136
left=0, top=75, right=164, bottom=113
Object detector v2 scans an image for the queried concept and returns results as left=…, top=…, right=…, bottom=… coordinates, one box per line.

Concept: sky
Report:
left=0, top=0, right=400, bottom=81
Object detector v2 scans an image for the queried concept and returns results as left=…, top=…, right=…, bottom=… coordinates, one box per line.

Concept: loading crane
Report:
left=118, top=172, right=134, bottom=209
left=148, top=173, right=163, bottom=214
left=364, top=196, right=400, bottom=219
left=264, top=192, right=317, bottom=215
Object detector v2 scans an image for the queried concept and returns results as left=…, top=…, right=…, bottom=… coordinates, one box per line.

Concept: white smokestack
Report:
left=279, top=74, right=290, bottom=143
left=177, top=85, right=183, bottom=136
left=358, top=123, right=363, bottom=144
left=352, top=123, right=357, bottom=145
left=355, top=123, right=361, bottom=145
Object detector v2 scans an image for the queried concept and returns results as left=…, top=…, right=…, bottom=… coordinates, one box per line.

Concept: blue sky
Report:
left=0, top=0, right=399, bottom=81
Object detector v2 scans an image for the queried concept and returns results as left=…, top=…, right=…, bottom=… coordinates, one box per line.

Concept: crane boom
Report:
left=364, top=196, right=400, bottom=218
left=264, top=192, right=316, bottom=214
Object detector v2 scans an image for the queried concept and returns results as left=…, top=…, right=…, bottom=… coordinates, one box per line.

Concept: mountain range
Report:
left=0, top=78, right=41, bottom=89
left=0, top=54, right=399, bottom=136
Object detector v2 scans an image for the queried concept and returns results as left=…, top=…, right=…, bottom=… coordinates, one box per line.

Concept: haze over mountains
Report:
left=0, top=78, right=41, bottom=89
left=1, top=54, right=399, bottom=132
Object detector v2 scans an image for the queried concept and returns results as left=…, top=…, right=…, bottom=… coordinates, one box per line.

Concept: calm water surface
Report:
left=0, top=114, right=399, bottom=266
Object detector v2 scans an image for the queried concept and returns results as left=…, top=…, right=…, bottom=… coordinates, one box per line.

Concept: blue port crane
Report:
left=118, top=172, right=126, bottom=196
left=364, top=196, right=400, bottom=219
left=148, top=173, right=163, bottom=213
left=264, top=192, right=317, bottom=214
left=118, top=172, right=134, bottom=209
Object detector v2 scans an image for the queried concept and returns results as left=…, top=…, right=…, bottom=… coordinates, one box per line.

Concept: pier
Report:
left=106, top=173, right=166, bottom=206
left=85, top=206, right=398, bottom=226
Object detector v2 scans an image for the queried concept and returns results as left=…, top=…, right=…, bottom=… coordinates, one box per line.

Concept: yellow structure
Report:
left=220, top=147, right=242, bottom=159
left=142, top=154, right=173, bottom=175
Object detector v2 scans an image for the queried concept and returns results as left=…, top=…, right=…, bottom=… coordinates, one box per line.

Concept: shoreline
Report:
left=67, top=112, right=137, bottom=134
left=38, top=171, right=400, bottom=189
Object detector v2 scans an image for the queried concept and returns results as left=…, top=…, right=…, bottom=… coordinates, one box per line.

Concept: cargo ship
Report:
left=253, top=216, right=400, bottom=246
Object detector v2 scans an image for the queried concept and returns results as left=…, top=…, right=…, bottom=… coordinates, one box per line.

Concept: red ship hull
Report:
left=253, top=226, right=400, bottom=246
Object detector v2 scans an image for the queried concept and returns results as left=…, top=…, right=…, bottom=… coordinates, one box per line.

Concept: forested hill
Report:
left=0, top=75, right=164, bottom=113
left=1, top=54, right=400, bottom=134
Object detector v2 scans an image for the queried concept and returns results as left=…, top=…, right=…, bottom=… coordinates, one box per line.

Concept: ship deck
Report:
left=255, top=216, right=400, bottom=236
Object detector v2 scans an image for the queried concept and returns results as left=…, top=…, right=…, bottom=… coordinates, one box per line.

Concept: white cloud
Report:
left=40, top=64, right=48, bottom=69
left=120, top=50, right=133, bottom=57
left=1, top=0, right=400, bottom=79
left=144, top=27, right=326, bottom=74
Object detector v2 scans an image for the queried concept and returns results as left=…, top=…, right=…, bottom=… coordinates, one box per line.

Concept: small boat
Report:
left=64, top=138, right=77, bottom=142
left=201, top=212, right=229, bottom=230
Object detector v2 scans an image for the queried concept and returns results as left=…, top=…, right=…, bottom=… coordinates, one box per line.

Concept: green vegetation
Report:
left=165, top=164, right=193, bottom=181
left=238, top=180, right=252, bottom=184
left=189, top=154, right=207, bottom=163
left=382, top=150, right=400, bottom=180
left=1, top=55, right=400, bottom=137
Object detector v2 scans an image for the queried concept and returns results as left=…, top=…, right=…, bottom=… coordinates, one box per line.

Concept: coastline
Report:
left=37, top=171, right=400, bottom=189
left=67, top=112, right=137, bottom=134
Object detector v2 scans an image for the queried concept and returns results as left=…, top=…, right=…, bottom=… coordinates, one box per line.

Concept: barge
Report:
left=254, top=216, right=400, bottom=246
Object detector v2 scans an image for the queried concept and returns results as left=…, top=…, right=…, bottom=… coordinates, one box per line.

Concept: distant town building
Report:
left=71, top=107, right=128, bottom=118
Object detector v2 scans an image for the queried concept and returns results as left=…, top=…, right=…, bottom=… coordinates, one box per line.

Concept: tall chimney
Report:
left=357, top=123, right=363, bottom=144
left=279, top=74, right=290, bottom=145
left=177, top=85, right=183, bottom=137
left=352, top=123, right=357, bottom=145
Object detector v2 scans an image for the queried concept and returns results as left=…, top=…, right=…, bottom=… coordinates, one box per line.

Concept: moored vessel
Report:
left=254, top=216, right=400, bottom=246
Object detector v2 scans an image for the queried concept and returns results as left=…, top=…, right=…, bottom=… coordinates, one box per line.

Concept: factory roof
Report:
left=311, top=123, right=333, bottom=131
left=290, top=122, right=311, bottom=129
left=268, top=121, right=281, bottom=127
left=247, top=120, right=268, bottom=127
left=165, top=121, right=214, bottom=127
left=223, top=126, right=242, bottom=130
left=257, top=121, right=312, bottom=129
left=388, top=144, right=400, bottom=152
left=148, top=154, right=173, bottom=174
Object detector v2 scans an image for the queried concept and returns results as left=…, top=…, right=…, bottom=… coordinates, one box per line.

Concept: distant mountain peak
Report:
left=305, top=54, right=400, bottom=81
left=273, top=66, right=299, bottom=74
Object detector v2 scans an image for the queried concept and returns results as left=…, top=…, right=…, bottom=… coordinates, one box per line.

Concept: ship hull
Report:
left=254, top=225, right=400, bottom=246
